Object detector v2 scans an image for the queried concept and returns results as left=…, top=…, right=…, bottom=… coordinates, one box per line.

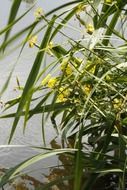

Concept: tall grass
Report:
left=0, top=0, right=127, bottom=189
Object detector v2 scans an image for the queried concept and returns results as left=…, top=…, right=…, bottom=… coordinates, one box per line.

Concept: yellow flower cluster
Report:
left=28, top=35, right=37, bottom=48
left=57, top=87, right=70, bottom=102
left=83, top=84, right=92, bottom=96
left=34, top=7, right=44, bottom=19
left=61, top=58, right=72, bottom=75
left=57, top=94, right=67, bottom=102
left=41, top=74, right=57, bottom=89
left=60, top=87, right=70, bottom=96
left=47, top=77, right=57, bottom=88
left=113, top=98, right=122, bottom=110
left=86, top=24, right=94, bottom=34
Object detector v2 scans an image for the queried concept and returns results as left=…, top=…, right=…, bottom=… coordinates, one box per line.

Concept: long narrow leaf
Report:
left=8, top=16, right=57, bottom=143
left=3, top=0, right=22, bottom=44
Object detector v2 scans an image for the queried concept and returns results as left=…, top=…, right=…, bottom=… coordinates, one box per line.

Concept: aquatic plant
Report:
left=0, top=0, right=127, bottom=189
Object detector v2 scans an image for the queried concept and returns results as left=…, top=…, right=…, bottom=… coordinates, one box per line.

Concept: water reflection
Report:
left=0, top=138, right=74, bottom=190
left=44, top=139, right=73, bottom=190
left=0, top=168, right=43, bottom=190
left=1, top=138, right=127, bottom=190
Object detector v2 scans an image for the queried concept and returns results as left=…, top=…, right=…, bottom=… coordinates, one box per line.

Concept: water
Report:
left=0, top=0, right=72, bottom=183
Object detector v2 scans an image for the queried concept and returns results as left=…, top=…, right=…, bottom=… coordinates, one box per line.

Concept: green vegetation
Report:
left=0, top=0, right=127, bottom=189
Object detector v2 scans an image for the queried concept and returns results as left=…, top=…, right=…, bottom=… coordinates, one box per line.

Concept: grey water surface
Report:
left=0, top=0, right=73, bottom=181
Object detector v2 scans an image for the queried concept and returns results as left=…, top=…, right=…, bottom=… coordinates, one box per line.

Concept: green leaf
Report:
left=0, top=102, right=72, bottom=119
left=74, top=124, right=83, bottom=190
left=4, top=0, right=22, bottom=43
left=8, top=15, right=57, bottom=144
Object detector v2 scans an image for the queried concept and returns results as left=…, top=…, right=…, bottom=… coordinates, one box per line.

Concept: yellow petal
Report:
left=86, top=24, right=94, bottom=34
left=28, top=35, right=37, bottom=48
left=47, top=78, right=57, bottom=88
left=34, top=7, right=44, bottom=19
left=41, top=74, right=51, bottom=86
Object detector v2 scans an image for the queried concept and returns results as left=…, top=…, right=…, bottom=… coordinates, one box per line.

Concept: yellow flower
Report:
left=76, top=4, right=86, bottom=14
left=56, top=87, right=70, bottom=102
left=59, top=87, right=70, bottom=97
left=86, top=24, right=94, bottom=34
left=28, top=35, right=37, bottom=48
left=61, top=58, right=69, bottom=69
left=41, top=74, right=51, bottom=86
left=83, top=84, right=92, bottom=95
left=34, top=7, right=44, bottom=19
left=46, top=41, right=54, bottom=55
left=57, top=94, right=67, bottom=102
left=113, top=98, right=122, bottom=110
left=105, top=75, right=111, bottom=81
left=48, top=41, right=54, bottom=49
left=66, top=66, right=72, bottom=75
left=61, top=58, right=72, bottom=75
left=47, top=78, right=57, bottom=88
left=59, top=87, right=64, bottom=92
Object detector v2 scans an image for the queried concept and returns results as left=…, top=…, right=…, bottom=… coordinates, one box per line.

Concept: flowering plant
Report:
left=0, top=0, right=127, bottom=189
